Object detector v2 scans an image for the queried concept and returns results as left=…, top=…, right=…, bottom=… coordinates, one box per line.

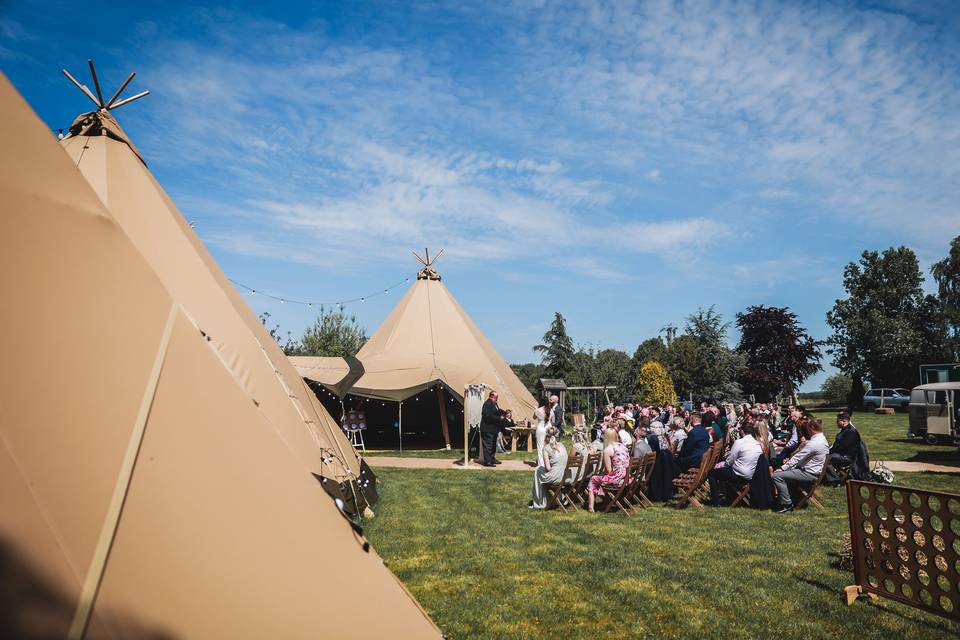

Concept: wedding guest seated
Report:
left=829, top=412, right=860, bottom=471
left=707, top=421, right=763, bottom=506
left=773, top=418, right=829, bottom=513
left=530, top=426, right=569, bottom=510
left=770, top=408, right=803, bottom=468
left=678, top=413, right=710, bottom=470
left=587, top=428, right=630, bottom=512
left=753, top=417, right=772, bottom=458
left=647, top=418, right=665, bottom=452
left=701, top=410, right=720, bottom=442
left=668, top=416, right=687, bottom=452
left=632, top=419, right=654, bottom=457
left=570, top=425, right=593, bottom=482
left=616, top=418, right=634, bottom=446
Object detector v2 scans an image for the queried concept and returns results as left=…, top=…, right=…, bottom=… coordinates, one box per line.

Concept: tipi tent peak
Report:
left=294, top=249, right=537, bottom=448
left=57, top=62, right=371, bottom=514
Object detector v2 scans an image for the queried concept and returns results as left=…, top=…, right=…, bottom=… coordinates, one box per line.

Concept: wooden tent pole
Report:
left=399, top=400, right=403, bottom=453
left=436, top=385, right=451, bottom=450
left=463, top=385, right=470, bottom=467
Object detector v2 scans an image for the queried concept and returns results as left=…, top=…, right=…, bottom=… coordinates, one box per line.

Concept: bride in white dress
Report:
left=533, top=398, right=550, bottom=454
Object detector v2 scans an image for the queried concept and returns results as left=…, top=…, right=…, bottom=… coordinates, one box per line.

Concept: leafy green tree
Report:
left=662, top=334, right=702, bottom=401
left=735, top=305, right=822, bottom=401
left=533, top=312, right=575, bottom=380
left=931, top=235, right=960, bottom=360
left=826, top=247, right=951, bottom=407
left=679, top=306, right=744, bottom=400
left=594, top=348, right=632, bottom=393
left=635, top=360, right=678, bottom=405
left=285, top=306, right=368, bottom=357
left=821, top=372, right=854, bottom=405
left=259, top=312, right=298, bottom=353
left=510, top=362, right=544, bottom=395
left=632, top=337, right=667, bottom=366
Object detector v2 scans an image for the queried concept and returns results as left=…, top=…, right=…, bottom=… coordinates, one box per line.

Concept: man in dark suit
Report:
left=678, top=413, right=711, bottom=471
left=480, top=390, right=512, bottom=466
left=829, top=412, right=861, bottom=470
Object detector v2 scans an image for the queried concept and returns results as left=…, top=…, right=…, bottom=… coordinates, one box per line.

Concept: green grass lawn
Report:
left=811, top=410, right=958, bottom=464
left=365, top=468, right=960, bottom=640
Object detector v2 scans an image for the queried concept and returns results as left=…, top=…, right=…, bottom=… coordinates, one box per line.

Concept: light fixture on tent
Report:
left=61, top=59, right=150, bottom=113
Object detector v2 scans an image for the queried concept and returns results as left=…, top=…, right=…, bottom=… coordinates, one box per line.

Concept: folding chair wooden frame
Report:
left=571, top=452, right=600, bottom=507
left=625, top=453, right=657, bottom=510
left=600, top=457, right=641, bottom=516
left=673, top=441, right=723, bottom=510
left=545, top=454, right=583, bottom=512
left=729, top=481, right=752, bottom=507
left=794, top=465, right=828, bottom=511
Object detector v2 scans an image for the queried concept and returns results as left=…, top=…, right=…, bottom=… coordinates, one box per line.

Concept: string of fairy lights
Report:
left=228, top=275, right=414, bottom=310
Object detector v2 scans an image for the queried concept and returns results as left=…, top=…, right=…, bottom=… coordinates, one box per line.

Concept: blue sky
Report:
left=4, top=0, right=959, bottom=391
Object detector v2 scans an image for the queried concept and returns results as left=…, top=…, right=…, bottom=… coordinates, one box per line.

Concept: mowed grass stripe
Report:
left=365, top=468, right=960, bottom=640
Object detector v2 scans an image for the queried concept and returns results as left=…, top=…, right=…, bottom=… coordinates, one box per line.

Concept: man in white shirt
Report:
left=773, top=419, right=829, bottom=513
left=616, top=419, right=634, bottom=446
left=707, top=421, right=763, bottom=506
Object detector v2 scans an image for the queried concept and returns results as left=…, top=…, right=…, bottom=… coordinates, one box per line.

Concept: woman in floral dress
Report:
left=587, top=428, right=630, bottom=512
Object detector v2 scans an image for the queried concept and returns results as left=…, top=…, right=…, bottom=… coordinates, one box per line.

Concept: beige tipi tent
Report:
left=293, top=251, right=537, bottom=447
left=0, top=72, right=439, bottom=638
left=55, top=63, right=369, bottom=512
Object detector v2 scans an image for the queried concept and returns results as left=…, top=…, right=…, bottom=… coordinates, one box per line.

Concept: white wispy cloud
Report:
left=93, top=0, right=958, bottom=289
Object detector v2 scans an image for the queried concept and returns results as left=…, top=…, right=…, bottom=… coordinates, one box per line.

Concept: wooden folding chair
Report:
left=573, top=413, right=586, bottom=430
left=729, top=482, right=752, bottom=507
left=626, top=453, right=657, bottom=509
left=600, top=457, right=641, bottom=516
left=673, top=441, right=722, bottom=510
left=570, top=452, right=600, bottom=507
left=795, top=465, right=828, bottom=511
left=545, top=454, right=583, bottom=512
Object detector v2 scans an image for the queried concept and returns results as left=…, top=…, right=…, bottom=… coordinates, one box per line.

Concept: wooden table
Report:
left=509, top=426, right=534, bottom=452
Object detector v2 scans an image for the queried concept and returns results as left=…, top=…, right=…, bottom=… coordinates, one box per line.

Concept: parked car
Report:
left=862, top=387, right=911, bottom=411
left=908, top=382, right=959, bottom=445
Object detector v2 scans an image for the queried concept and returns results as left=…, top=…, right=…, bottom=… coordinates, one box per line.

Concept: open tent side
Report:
left=292, top=255, right=537, bottom=449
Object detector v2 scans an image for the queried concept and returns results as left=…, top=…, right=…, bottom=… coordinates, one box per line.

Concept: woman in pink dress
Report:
left=587, top=428, right=630, bottom=512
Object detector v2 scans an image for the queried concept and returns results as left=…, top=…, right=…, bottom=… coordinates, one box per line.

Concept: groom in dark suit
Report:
left=480, top=390, right=512, bottom=467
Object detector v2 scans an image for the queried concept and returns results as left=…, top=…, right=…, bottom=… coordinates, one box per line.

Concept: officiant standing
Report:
left=480, top=390, right=512, bottom=467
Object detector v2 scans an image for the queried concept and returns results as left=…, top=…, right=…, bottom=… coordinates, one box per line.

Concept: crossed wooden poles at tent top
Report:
left=62, top=59, right=149, bottom=112
left=413, top=248, right=444, bottom=281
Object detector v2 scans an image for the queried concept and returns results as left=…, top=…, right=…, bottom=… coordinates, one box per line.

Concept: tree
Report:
left=259, top=312, right=298, bottom=353
left=285, top=306, right=368, bottom=357
left=678, top=306, right=744, bottom=400
left=533, top=312, right=575, bottom=380
left=735, top=305, right=822, bottom=401
left=662, top=334, right=702, bottom=401
left=635, top=360, right=678, bottom=405
left=510, top=362, right=544, bottom=395
left=632, top=337, right=667, bottom=367
left=931, top=235, right=960, bottom=360
left=593, top=347, right=633, bottom=393
left=821, top=372, right=853, bottom=405
left=826, top=247, right=951, bottom=408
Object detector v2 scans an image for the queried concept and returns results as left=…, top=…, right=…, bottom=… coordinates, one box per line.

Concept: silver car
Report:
left=862, top=387, right=911, bottom=411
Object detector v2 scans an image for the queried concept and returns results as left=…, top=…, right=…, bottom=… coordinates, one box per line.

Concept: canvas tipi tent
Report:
left=0, top=72, right=440, bottom=638
left=55, top=62, right=371, bottom=513
left=293, top=250, right=537, bottom=448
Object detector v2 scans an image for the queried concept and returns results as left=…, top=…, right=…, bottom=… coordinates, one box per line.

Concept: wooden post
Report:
left=464, top=386, right=470, bottom=467
left=436, top=385, right=451, bottom=450
left=398, top=400, right=403, bottom=454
